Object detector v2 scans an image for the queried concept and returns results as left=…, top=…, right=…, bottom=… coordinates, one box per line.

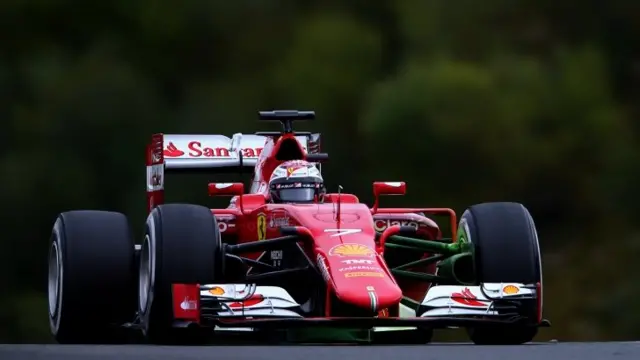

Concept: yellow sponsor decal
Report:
left=257, top=213, right=267, bottom=240
left=345, top=272, right=384, bottom=278
left=329, top=243, right=375, bottom=257
left=208, top=286, right=225, bottom=295
left=502, top=285, right=519, bottom=294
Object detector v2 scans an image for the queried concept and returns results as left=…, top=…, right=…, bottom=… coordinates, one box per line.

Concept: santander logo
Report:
left=164, top=142, right=185, bottom=157
left=451, top=288, right=486, bottom=307
left=163, top=141, right=263, bottom=158
left=228, top=294, right=264, bottom=309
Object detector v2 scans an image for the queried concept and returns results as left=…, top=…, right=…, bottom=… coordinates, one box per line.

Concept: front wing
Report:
left=170, top=282, right=547, bottom=332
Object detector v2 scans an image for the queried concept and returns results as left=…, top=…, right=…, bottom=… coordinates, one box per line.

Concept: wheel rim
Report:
left=48, top=241, right=61, bottom=317
left=138, top=235, right=152, bottom=312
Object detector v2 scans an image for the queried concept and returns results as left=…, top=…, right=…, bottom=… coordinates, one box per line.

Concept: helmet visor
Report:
left=270, top=180, right=322, bottom=203
left=275, top=188, right=316, bottom=203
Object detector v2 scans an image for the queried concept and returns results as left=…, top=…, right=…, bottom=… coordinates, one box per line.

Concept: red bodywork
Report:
left=147, top=131, right=458, bottom=318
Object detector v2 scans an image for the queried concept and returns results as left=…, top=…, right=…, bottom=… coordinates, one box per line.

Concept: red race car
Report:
left=47, top=110, right=549, bottom=345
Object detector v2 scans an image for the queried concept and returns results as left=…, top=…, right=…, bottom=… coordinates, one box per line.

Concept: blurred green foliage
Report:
left=1, top=0, right=639, bottom=343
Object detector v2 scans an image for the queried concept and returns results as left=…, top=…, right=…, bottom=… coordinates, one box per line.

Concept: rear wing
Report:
left=145, top=110, right=322, bottom=212
left=150, top=133, right=313, bottom=170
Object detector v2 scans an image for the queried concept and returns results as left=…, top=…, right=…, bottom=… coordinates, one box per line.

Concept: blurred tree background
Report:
left=1, top=0, right=639, bottom=343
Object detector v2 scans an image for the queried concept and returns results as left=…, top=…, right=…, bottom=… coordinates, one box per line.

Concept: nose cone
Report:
left=320, top=244, right=403, bottom=312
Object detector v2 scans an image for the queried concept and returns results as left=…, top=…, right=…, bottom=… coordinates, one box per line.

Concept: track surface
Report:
left=2, top=343, right=640, bottom=360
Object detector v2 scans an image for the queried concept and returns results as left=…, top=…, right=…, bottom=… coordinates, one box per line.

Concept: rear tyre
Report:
left=48, top=211, right=136, bottom=344
left=459, top=202, right=542, bottom=345
left=138, top=204, right=222, bottom=345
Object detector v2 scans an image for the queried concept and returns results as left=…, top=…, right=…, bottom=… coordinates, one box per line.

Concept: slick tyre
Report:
left=48, top=211, right=136, bottom=344
left=458, top=202, right=542, bottom=345
left=138, top=204, right=222, bottom=345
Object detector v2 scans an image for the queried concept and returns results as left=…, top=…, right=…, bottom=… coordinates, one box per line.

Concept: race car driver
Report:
left=268, top=160, right=325, bottom=204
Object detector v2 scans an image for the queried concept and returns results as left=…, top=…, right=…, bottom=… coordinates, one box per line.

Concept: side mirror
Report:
left=208, top=182, right=245, bottom=197
left=373, top=182, right=406, bottom=196
left=372, top=182, right=406, bottom=213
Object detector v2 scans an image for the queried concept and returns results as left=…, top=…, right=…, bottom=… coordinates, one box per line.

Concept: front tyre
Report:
left=48, top=211, right=136, bottom=344
left=138, top=204, right=222, bottom=345
left=459, top=202, right=543, bottom=345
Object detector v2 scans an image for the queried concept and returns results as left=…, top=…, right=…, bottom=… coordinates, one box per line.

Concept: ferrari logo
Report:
left=286, top=165, right=305, bottom=178
left=257, top=213, right=267, bottom=240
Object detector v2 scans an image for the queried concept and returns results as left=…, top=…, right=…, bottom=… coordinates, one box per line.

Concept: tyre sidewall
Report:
left=49, top=218, right=65, bottom=336
left=139, top=211, right=159, bottom=336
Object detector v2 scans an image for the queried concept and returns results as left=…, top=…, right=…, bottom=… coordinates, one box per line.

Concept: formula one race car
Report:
left=47, top=110, right=549, bottom=345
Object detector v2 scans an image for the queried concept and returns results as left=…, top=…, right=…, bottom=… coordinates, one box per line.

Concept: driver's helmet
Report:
left=268, top=160, right=325, bottom=203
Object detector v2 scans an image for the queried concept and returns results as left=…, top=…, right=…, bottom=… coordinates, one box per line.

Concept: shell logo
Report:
left=329, top=243, right=375, bottom=257
left=503, top=285, right=519, bottom=294
left=209, top=286, right=225, bottom=296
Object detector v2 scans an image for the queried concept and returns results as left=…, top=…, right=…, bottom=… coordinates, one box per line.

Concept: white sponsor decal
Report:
left=385, top=182, right=403, bottom=187
left=342, top=259, right=375, bottom=265
left=269, top=216, right=289, bottom=228
left=218, top=222, right=236, bottom=233
left=180, top=297, right=197, bottom=310
left=324, top=229, right=362, bottom=237
left=271, top=250, right=283, bottom=267
left=339, top=266, right=382, bottom=272
left=146, top=163, right=164, bottom=191
left=367, top=286, right=378, bottom=311
left=374, top=219, right=419, bottom=232
left=215, top=183, right=233, bottom=189
left=317, top=254, right=330, bottom=281
left=151, top=151, right=162, bottom=164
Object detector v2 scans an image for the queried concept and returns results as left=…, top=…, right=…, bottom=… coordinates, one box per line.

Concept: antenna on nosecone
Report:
left=229, top=132, right=245, bottom=185
left=336, top=185, right=343, bottom=225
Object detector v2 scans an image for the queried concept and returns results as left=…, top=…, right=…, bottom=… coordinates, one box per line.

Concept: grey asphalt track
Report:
left=1, top=343, right=640, bottom=360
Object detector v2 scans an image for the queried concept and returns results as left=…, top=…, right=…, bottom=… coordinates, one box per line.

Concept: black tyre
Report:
left=458, top=202, right=542, bottom=345
left=48, top=211, right=136, bottom=344
left=138, top=204, right=222, bottom=345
